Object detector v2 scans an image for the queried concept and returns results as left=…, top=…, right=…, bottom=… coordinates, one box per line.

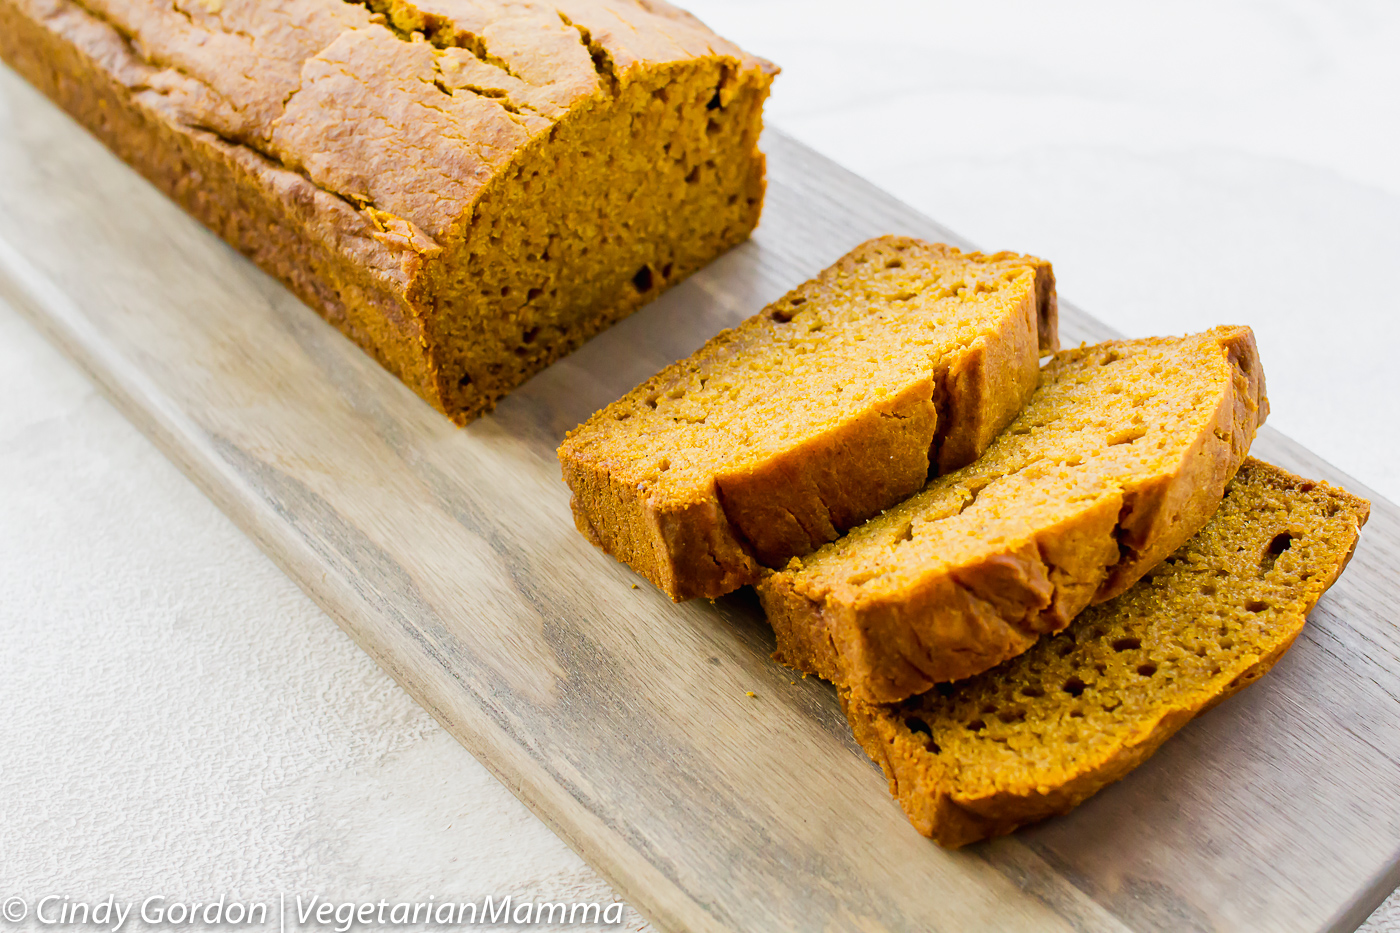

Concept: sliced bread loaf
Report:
left=1, top=0, right=775, bottom=424
left=844, top=458, right=1369, bottom=847
left=559, top=236, right=1058, bottom=601
left=759, top=327, right=1268, bottom=703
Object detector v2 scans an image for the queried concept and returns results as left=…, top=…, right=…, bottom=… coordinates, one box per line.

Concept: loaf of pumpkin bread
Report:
left=845, top=458, right=1369, bottom=847
left=0, top=0, right=774, bottom=423
left=559, top=236, right=1058, bottom=600
left=759, top=327, right=1268, bottom=703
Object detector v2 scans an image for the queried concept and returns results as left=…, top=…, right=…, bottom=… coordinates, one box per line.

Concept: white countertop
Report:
left=2, top=1, right=1396, bottom=929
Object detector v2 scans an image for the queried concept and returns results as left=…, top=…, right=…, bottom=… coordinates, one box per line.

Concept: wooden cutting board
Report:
left=2, top=62, right=1397, bottom=933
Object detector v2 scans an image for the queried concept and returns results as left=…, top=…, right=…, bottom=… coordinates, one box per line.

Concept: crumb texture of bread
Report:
left=558, top=236, right=1059, bottom=600
left=844, top=458, right=1369, bottom=847
left=0, top=0, right=775, bottom=423
left=760, top=326, right=1268, bottom=702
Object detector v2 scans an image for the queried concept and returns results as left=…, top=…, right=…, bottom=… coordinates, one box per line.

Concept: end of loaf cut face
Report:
left=418, top=1, right=778, bottom=422
left=760, top=326, right=1269, bottom=703
left=0, top=0, right=773, bottom=425
left=558, top=236, right=1059, bottom=600
left=843, top=458, right=1370, bottom=847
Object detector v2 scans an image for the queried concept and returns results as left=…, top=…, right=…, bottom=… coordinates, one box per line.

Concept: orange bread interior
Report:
left=844, top=458, right=1369, bottom=847
left=560, top=236, right=1057, bottom=600
left=761, top=327, right=1268, bottom=702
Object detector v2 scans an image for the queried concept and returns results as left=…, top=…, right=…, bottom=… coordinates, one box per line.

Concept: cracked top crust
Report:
left=51, top=0, right=773, bottom=244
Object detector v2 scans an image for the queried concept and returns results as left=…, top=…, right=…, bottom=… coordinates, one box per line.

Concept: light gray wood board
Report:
left=1, top=62, right=1396, bottom=933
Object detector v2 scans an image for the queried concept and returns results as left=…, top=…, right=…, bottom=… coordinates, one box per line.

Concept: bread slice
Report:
left=559, top=236, right=1058, bottom=601
left=759, top=327, right=1268, bottom=703
left=844, top=458, right=1369, bottom=847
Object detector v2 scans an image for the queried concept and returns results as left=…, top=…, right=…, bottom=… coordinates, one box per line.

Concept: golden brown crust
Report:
left=0, top=0, right=774, bottom=423
left=559, top=236, right=1059, bottom=600
left=0, top=0, right=447, bottom=400
left=844, top=458, right=1370, bottom=847
left=1099, top=327, right=1270, bottom=599
left=761, top=327, right=1269, bottom=703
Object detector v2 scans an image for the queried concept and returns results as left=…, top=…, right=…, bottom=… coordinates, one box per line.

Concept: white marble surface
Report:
left=1, top=1, right=1396, bottom=930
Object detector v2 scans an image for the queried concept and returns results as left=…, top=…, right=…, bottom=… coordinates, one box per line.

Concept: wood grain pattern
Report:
left=1, top=61, right=1397, bottom=933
